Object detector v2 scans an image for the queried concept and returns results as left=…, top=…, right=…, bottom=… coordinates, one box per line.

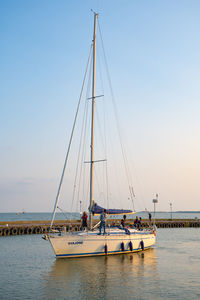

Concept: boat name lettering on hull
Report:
left=68, top=241, right=83, bottom=245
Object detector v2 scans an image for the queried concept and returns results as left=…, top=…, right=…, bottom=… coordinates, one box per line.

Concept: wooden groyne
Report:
left=0, top=219, right=200, bottom=236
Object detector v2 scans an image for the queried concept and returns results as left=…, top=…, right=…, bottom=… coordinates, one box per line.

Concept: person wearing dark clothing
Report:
left=81, top=211, right=88, bottom=229
left=134, top=216, right=141, bottom=229
left=121, top=218, right=125, bottom=227
left=121, top=214, right=126, bottom=227
left=149, top=212, right=152, bottom=223
left=98, top=209, right=106, bottom=234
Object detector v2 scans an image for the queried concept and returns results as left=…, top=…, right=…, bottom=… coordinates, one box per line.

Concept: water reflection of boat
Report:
left=44, top=249, right=158, bottom=299
left=50, top=248, right=157, bottom=278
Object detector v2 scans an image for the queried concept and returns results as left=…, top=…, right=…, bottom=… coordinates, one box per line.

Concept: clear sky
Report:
left=1, top=0, right=200, bottom=212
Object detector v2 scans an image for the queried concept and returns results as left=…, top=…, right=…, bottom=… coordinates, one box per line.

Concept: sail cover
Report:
left=92, top=202, right=134, bottom=215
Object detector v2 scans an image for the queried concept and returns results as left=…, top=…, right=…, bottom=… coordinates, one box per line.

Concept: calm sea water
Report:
left=1, top=211, right=200, bottom=222
left=0, top=228, right=199, bottom=300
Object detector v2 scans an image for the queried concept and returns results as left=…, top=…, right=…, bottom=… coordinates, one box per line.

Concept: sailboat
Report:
left=45, top=12, right=156, bottom=258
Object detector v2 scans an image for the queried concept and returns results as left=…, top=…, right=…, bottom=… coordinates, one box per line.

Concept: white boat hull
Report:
left=49, top=228, right=156, bottom=258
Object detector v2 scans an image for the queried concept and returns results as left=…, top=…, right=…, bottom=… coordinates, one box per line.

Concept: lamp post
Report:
left=170, top=203, right=172, bottom=220
left=80, top=200, right=82, bottom=220
left=152, top=194, right=158, bottom=226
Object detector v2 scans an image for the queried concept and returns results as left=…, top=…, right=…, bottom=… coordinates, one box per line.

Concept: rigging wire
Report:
left=96, top=44, right=110, bottom=210
left=98, top=19, right=149, bottom=212
left=80, top=92, right=92, bottom=212
left=57, top=206, right=69, bottom=220
left=98, top=20, right=136, bottom=211
left=75, top=53, right=93, bottom=212
left=70, top=48, right=93, bottom=213
left=70, top=88, right=89, bottom=213
left=50, top=44, right=93, bottom=227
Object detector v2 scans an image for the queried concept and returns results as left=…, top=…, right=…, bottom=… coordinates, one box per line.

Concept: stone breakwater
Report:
left=0, top=219, right=200, bottom=236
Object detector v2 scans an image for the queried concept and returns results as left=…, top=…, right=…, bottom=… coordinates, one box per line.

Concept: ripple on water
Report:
left=0, top=229, right=200, bottom=299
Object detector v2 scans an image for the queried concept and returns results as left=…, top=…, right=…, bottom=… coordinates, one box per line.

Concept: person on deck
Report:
left=81, top=211, right=88, bottom=230
left=134, top=216, right=141, bottom=229
left=121, top=214, right=126, bottom=228
left=121, top=218, right=125, bottom=227
left=98, top=209, right=107, bottom=234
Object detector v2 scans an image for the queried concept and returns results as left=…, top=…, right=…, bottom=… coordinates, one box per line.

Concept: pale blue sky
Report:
left=1, top=0, right=200, bottom=212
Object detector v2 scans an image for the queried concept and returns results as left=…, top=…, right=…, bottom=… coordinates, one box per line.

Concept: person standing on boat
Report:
left=81, top=211, right=88, bottom=230
left=98, top=209, right=106, bottom=234
left=121, top=215, right=126, bottom=228
left=134, top=216, right=141, bottom=229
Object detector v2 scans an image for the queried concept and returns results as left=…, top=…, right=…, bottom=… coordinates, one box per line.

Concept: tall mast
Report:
left=89, top=12, right=98, bottom=229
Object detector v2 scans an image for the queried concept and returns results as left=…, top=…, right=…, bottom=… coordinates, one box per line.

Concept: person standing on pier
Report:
left=149, top=212, right=152, bottom=224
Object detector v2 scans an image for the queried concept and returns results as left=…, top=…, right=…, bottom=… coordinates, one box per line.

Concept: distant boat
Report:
left=44, top=12, right=156, bottom=258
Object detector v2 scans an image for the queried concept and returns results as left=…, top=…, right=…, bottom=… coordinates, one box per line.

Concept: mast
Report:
left=89, top=12, right=98, bottom=229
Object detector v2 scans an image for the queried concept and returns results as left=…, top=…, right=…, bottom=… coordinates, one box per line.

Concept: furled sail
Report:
left=92, top=202, right=135, bottom=215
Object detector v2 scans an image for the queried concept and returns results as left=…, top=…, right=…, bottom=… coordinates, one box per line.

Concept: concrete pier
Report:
left=0, top=219, right=199, bottom=236
left=0, top=220, right=81, bottom=237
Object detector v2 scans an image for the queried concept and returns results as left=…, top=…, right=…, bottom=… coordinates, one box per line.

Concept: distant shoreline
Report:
left=138, top=211, right=200, bottom=214
left=1, top=210, right=200, bottom=214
